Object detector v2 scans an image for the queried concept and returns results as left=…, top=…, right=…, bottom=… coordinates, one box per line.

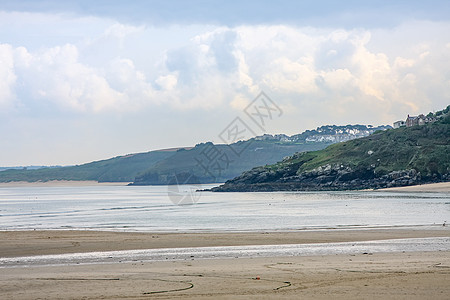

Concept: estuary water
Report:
left=0, top=184, right=449, bottom=232
left=0, top=185, right=450, bottom=232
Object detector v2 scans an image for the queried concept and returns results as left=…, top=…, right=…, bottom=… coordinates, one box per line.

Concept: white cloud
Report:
left=1, top=9, right=449, bottom=166
left=262, top=57, right=317, bottom=94
left=105, top=58, right=156, bottom=109
left=0, top=44, right=17, bottom=109
left=18, top=44, right=128, bottom=112
left=155, top=74, right=178, bottom=90
left=104, top=23, right=144, bottom=40
left=0, top=16, right=448, bottom=121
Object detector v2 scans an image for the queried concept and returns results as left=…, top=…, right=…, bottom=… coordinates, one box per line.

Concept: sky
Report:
left=0, top=0, right=449, bottom=166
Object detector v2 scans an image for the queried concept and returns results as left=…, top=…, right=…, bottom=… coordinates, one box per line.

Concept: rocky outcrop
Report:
left=211, top=163, right=446, bottom=192
left=211, top=107, right=450, bottom=192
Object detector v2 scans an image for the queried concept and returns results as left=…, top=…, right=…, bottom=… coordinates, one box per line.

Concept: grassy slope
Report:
left=0, top=151, right=175, bottom=183
left=134, top=140, right=331, bottom=184
left=263, top=113, right=450, bottom=180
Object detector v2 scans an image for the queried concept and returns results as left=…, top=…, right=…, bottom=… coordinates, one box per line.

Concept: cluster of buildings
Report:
left=393, top=114, right=436, bottom=129
left=254, top=133, right=294, bottom=142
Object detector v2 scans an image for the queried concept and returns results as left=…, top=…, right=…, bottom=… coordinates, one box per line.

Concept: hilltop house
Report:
left=406, top=114, right=426, bottom=127
left=394, top=114, right=437, bottom=128
left=393, top=120, right=406, bottom=128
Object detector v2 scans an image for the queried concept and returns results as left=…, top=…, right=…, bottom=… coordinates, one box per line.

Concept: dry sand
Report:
left=378, top=181, right=450, bottom=193
left=1, top=229, right=450, bottom=299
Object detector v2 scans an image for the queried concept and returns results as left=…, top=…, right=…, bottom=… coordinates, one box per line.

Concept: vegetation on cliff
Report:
left=212, top=106, right=450, bottom=192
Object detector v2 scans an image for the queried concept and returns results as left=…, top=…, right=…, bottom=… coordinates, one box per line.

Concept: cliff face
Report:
left=212, top=111, right=450, bottom=192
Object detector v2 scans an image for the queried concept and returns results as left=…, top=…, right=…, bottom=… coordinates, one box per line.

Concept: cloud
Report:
left=160, top=23, right=449, bottom=122
left=16, top=44, right=129, bottom=112
left=0, top=44, right=17, bottom=109
left=0, top=16, right=449, bottom=122
left=104, top=23, right=144, bottom=40
left=0, top=8, right=449, bottom=166
left=155, top=74, right=177, bottom=91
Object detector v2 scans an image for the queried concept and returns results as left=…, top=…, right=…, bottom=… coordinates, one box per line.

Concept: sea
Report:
left=1, top=184, right=449, bottom=232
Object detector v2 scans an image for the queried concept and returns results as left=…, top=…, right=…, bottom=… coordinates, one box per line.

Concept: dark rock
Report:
left=211, top=163, right=447, bottom=192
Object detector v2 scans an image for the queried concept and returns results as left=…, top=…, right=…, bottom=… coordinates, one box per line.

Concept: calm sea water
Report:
left=0, top=184, right=449, bottom=232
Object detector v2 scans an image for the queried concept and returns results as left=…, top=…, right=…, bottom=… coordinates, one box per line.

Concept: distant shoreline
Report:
left=0, top=180, right=449, bottom=192
left=0, top=180, right=130, bottom=187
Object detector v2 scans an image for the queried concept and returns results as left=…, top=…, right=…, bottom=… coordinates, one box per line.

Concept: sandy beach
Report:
left=2, top=251, right=450, bottom=300
left=377, top=181, right=450, bottom=193
left=1, top=229, right=449, bottom=299
left=0, top=182, right=449, bottom=298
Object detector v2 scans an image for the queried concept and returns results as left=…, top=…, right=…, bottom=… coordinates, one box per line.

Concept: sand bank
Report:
left=1, top=229, right=449, bottom=258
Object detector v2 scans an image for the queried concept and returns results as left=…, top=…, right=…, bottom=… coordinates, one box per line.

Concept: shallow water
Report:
left=1, top=237, right=449, bottom=268
left=0, top=184, right=449, bottom=232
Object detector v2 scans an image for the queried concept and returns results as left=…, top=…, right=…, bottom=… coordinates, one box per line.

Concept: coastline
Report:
left=0, top=180, right=129, bottom=187
left=1, top=181, right=449, bottom=298
left=0, top=180, right=449, bottom=192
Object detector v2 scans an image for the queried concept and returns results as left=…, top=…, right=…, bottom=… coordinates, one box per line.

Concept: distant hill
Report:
left=0, top=125, right=389, bottom=184
left=0, top=150, right=176, bottom=183
left=131, top=140, right=331, bottom=185
left=0, top=166, right=60, bottom=172
left=131, top=124, right=390, bottom=185
left=212, top=106, right=450, bottom=192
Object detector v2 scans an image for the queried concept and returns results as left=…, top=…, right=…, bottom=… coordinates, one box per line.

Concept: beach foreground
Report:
left=1, top=251, right=449, bottom=299
left=1, top=229, right=449, bottom=299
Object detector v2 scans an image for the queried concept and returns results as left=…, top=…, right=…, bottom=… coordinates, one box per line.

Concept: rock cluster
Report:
left=211, top=163, right=442, bottom=192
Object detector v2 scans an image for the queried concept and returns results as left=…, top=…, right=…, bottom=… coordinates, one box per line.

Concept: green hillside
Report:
left=213, top=107, right=450, bottom=192
left=0, top=150, right=175, bottom=183
left=132, top=140, right=331, bottom=185
left=0, top=124, right=388, bottom=184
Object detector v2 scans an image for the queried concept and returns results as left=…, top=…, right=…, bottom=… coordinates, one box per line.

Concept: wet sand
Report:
left=1, top=230, right=449, bottom=299
left=1, top=229, right=449, bottom=258
left=0, top=251, right=449, bottom=299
